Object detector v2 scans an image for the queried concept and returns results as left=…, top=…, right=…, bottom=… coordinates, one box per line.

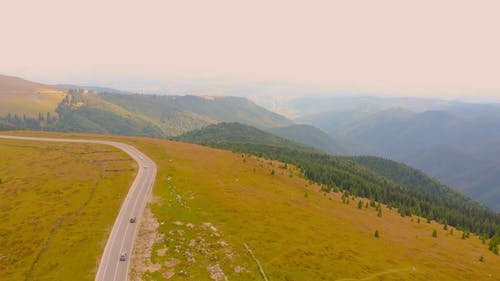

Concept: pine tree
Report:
left=377, top=208, right=382, bottom=217
left=481, top=233, right=487, bottom=244
left=370, top=199, right=376, bottom=208
left=489, top=235, right=499, bottom=255
left=374, top=230, right=380, bottom=238
left=357, top=200, right=363, bottom=209
left=432, top=229, right=438, bottom=238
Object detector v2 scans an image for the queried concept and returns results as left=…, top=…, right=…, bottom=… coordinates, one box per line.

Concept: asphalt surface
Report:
left=0, top=135, right=157, bottom=281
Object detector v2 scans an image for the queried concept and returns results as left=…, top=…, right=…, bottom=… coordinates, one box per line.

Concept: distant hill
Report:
left=56, top=84, right=135, bottom=95
left=266, top=124, right=350, bottom=155
left=0, top=75, right=65, bottom=118
left=403, top=143, right=500, bottom=211
left=56, top=91, right=293, bottom=137
left=350, top=156, right=482, bottom=209
left=99, top=92, right=293, bottom=134
left=0, top=75, right=293, bottom=137
left=54, top=89, right=165, bottom=137
left=296, top=97, right=500, bottom=211
left=289, top=96, right=450, bottom=117
left=174, top=122, right=312, bottom=151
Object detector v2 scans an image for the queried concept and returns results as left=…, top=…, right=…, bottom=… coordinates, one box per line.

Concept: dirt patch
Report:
left=130, top=206, right=161, bottom=281
left=164, top=258, right=180, bottom=267
left=207, top=263, right=228, bottom=281
left=234, top=265, right=245, bottom=273
left=162, top=270, right=175, bottom=279
left=157, top=247, right=168, bottom=257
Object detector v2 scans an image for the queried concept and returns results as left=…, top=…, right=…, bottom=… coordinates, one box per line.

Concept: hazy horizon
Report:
left=1, top=0, right=499, bottom=101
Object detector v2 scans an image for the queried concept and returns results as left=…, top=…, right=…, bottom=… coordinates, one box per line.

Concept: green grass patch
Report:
left=0, top=138, right=135, bottom=281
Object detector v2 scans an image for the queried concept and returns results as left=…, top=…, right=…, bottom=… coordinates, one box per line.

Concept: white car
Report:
left=119, top=252, right=127, bottom=261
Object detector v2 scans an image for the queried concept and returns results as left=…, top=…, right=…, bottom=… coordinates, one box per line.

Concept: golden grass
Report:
left=0, top=88, right=65, bottom=118
left=0, top=137, right=135, bottom=281
left=3, top=131, right=500, bottom=281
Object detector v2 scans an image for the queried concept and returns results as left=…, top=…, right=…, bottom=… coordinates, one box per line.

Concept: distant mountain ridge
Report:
left=266, top=124, right=350, bottom=155
left=293, top=96, right=500, bottom=211
left=0, top=75, right=293, bottom=138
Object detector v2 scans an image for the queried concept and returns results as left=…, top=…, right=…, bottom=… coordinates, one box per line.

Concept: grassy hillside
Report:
left=175, top=123, right=500, bottom=237
left=55, top=89, right=165, bottom=137
left=0, top=75, right=65, bottom=118
left=0, top=137, right=135, bottom=281
left=5, top=131, right=500, bottom=280
left=100, top=92, right=293, bottom=134
left=141, top=140, right=500, bottom=281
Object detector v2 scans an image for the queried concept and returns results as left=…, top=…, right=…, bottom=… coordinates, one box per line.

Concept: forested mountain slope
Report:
left=176, top=123, right=500, bottom=239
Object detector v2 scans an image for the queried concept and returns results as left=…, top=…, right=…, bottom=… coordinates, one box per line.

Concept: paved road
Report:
left=0, top=135, right=157, bottom=281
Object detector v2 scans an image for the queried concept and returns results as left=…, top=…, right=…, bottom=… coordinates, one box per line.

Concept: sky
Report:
left=1, top=0, right=499, bottom=100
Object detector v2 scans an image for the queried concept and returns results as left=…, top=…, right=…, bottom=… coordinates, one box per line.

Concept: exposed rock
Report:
left=201, top=222, right=213, bottom=229
left=162, top=270, right=175, bottom=279
left=207, top=263, right=228, bottom=281
left=130, top=207, right=161, bottom=281
left=165, top=258, right=180, bottom=268
left=234, top=266, right=245, bottom=273
left=188, top=239, right=196, bottom=247
left=157, top=247, right=168, bottom=257
left=217, top=240, right=228, bottom=247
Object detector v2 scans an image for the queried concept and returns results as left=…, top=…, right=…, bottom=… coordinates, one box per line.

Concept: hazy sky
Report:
left=1, top=0, right=499, bottom=99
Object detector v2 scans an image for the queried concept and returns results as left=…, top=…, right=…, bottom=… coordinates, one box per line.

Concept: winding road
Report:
left=0, top=135, right=157, bottom=281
